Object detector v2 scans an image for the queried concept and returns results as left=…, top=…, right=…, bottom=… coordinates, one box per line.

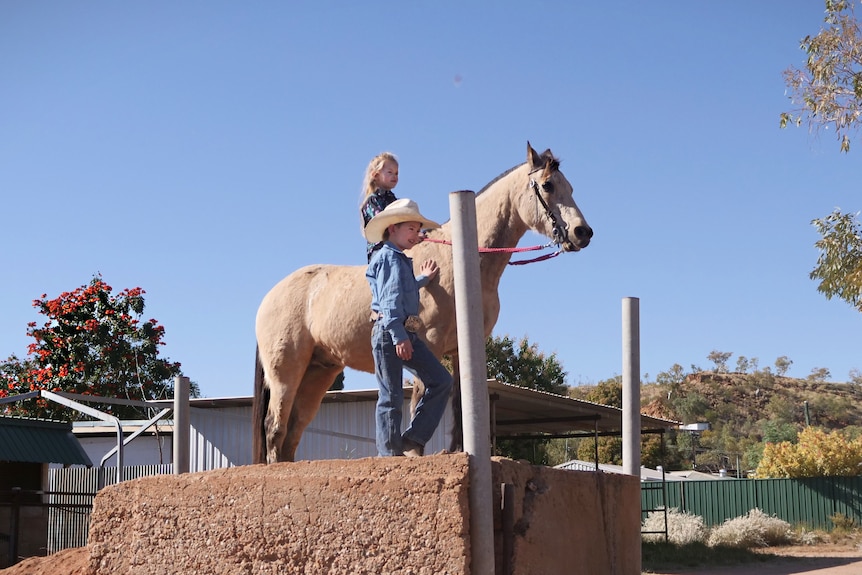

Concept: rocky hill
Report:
left=575, top=371, right=862, bottom=474
left=641, top=371, right=862, bottom=431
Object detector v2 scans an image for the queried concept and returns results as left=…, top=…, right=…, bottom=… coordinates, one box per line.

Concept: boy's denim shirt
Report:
left=366, top=242, right=430, bottom=344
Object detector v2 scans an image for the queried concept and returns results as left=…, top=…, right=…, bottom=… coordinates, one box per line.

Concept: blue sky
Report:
left=2, top=2, right=859, bottom=398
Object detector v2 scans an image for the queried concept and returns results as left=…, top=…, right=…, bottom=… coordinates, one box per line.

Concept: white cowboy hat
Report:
left=363, top=198, right=442, bottom=243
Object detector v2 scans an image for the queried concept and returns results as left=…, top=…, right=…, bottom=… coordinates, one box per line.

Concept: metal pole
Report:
left=622, top=297, right=641, bottom=477
left=450, top=190, right=495, bottom=575
left=9, top=487, right=20, bottom=566
left=41, top=390, right=124, bottom=485
left=173, top=376, right=190, bottom=474
left=100, top=408, right=172, bottom=465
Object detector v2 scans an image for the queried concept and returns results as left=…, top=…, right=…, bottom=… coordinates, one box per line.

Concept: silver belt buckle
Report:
left=404, top=315, right=422, bottom=333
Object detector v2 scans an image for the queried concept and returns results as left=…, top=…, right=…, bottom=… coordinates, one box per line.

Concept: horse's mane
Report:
left=476, top=164, right=521, bottom=196
left=476, top=149, right=560, bottom=197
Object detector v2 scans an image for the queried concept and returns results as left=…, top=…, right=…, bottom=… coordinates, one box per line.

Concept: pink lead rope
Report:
left=421, top=237, right=563, bottom=266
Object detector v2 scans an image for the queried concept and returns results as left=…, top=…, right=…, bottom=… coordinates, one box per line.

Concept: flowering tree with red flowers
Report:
left=1, top=276, right=184, bottom=420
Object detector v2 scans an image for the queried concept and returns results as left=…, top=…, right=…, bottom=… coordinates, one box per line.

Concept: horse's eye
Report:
left=542, top=181, right=554, bottom=194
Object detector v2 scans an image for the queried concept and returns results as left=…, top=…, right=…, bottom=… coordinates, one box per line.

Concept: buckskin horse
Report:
left=253, top=142, right=593, bottom=463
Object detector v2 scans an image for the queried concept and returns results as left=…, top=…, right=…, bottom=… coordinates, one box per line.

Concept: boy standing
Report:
left=364, top=199, right=453, bottom=457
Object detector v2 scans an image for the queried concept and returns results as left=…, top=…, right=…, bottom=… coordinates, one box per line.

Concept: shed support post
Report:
left=622, top=297, right=641, bottom=477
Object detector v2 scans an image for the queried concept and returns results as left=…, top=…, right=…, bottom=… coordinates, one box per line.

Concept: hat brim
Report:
left=363, top=208, right=441, bottom=243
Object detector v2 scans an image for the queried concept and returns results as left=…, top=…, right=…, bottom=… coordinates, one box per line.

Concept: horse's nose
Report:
left=564, top=225, right=592, bottom=251
left=574, top=225, right=593, bottom=243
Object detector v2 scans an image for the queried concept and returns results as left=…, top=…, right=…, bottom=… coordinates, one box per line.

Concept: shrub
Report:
left=707, top=508, right=793, bottom=548
left=830, top=512, right=857, bottom=532
left=642, top=508, right=707, bottom=545
left=756, top=427, right=862, bottom=478
left=796, top=528, right=824, bottom=546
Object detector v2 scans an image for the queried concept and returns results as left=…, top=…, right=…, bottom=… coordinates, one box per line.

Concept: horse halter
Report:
left=528, top=175, right=571, bottom=249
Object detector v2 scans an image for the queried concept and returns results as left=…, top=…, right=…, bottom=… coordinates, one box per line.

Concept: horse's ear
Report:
left=527, top=141, right=542, bottom=169
left=541, top=149, right=559, bottom=176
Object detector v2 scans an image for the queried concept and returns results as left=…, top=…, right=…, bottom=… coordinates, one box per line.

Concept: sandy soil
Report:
left=0, top=547, right=91, bottom=575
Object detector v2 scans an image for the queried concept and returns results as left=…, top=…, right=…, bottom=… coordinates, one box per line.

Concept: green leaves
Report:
left=782, top=0, right=862, bottom=152
left=485, top=334, right=567, bottom=395
left=757, top=427, right=862, bottom=478
left=810, top=209, right=862, bottom=312
left=0, top=275, right=183, bottom=420
left=485, top=334, right=568, bottom=464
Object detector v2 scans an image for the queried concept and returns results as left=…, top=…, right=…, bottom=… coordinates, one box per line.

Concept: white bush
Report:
left=796, top=528, right=823, bottom=546
left=707, top=508, right=793, bottom=548
left=642, top=507, right=707, bottom=545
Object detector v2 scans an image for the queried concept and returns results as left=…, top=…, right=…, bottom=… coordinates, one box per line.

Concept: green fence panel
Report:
left=641, top=481, right=682, bottom=520
left=641, top=476, right=862, bottom=530
left=830, top=476, right=862, bottom=526
left=681, top=480, right=757, bottom=525
left=758, top=478, right=832, bottom=529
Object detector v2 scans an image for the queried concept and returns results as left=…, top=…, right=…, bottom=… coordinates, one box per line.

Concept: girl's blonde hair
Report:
left=361, top=152, right=399, bottom=199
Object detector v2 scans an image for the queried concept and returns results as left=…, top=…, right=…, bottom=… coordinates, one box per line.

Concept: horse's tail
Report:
left=252, top=345, right=269, bottom=464
left=409, top=378, right=424, bottom=420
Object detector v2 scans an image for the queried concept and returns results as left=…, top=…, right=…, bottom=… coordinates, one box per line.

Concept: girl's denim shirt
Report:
left=361, top=189, right=398, bottom=262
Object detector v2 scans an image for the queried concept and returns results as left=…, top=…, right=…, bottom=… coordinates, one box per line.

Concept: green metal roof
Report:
left=0, top=416, right=92, bottom=466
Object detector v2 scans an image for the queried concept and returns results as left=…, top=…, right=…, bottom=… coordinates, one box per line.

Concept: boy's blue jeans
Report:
left=372, top=324, right=453, bottom=456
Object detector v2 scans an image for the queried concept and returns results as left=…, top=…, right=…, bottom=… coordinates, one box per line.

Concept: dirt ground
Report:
left=645, top=543, right=862, bottom=575
left=3, top=542, right=862, bottom=575
left=0, top=547, right=90, bottom=575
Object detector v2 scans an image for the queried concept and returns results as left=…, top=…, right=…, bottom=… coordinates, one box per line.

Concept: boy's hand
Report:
left=396, top=338, right=413, bottom=360
left=420, top=259, right=439, bottom=281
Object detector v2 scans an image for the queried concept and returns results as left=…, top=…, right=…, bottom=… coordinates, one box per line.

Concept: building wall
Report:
left=60, top=431, right=173, bottom=470
left=66, top=396, right=454, bottom=472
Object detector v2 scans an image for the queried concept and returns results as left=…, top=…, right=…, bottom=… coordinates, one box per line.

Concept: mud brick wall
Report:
left=85, top=454, right=639, bottom=575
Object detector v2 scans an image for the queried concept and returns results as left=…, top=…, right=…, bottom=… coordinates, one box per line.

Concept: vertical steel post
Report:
left=9, top=487, right=20, bottom=566
left=173, top=375, right=190, bottom=474
left=622, top=297, right=641, bottom=477
left=450, top=190, right=495, bottom=575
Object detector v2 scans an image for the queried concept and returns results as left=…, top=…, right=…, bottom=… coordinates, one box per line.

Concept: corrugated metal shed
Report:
left=555, top=459, right=690, bottom=482
left=181, top=380, right=675, bottom=467
left=68, top=380, right=678, bottom=471
left=487, top=379, right=677, bottom=438
left=0, top=416, right=92, bottom=466
left=184, top=391, right=452, bottom=469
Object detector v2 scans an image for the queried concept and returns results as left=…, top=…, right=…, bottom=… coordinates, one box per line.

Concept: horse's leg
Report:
left=448, top=354, right=463, bottom=453
left=264, top=372, right=301, bottom=464
left=260, top=347, right=314, bottom=463
left=280, top=363, right=343, bottom=461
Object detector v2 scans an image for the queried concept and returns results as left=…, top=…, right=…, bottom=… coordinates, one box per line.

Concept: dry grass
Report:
left=642, top=507, right=862, bottom=573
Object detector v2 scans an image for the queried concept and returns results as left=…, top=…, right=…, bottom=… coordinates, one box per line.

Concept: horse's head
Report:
left=521, top=142, right=593, bottom=252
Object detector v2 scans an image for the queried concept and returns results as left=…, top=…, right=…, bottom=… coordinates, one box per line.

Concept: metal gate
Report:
left=1, top=465, right=172, bottom=566
left=48, top=465, right=171, bottom=552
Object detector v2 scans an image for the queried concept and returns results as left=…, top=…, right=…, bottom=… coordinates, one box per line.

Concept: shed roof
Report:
left=0, top=416, right=93, bottom=466
left=555, top=459, right=685, bottom=481
left=485, top=380, right=677, bottom=438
